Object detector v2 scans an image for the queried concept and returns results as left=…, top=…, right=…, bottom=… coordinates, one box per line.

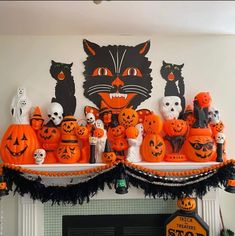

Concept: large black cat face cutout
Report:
left=83, top=39, right=153, bottom=113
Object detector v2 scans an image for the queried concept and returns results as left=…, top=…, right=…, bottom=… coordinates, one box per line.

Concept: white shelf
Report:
left=18, top=161, right=219, bottom=172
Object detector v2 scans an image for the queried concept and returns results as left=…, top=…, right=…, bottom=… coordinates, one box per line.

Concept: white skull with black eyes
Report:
left=86, top=112, right=96, bottom=125
left=208, top=107, right=220, bottom=124
left=215, top=132, right=226, bottom=144
left=160, top=96, right=182, bottom=120
left=33, top=149, right=46, bottom=165
left=95, top=119, right=104, bottom=129
left=47, top=102, right=63, bottom=126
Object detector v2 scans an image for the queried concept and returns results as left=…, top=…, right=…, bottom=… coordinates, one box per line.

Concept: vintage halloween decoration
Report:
left=50, top=60, right=76, bottom=116
left=183, top=128, right=216, bottom=162
left=118, top=108, right=139, bottom=128
left=140, top=134, right=165, bottom=162
left=192, top=92, right=211, bottom=128
left=210, top=121, right=225, bottom=138
left=47, top=102, right=64, bottom=126
left=102, top=139, right=116, bottom=164
left=115, top=164, right=129, bottom=194
left=215, top=132, right=226, bottom=162
left=33, top=149, right=46, bottom=165
left=160, top=61, right=185, bottom=118
left=143, top=113, right=163, bottom=135
left=182, top=105, right=196, bottom=128
left=0, top=124, right=40, bottom=164
left=160, top=96, right=182, bottom=120
left=11, top=87, right=32, bottom=124
left=83, top=39, right=153, bottom=114
left=37, top=120, right=61, bottom=164
left=208, top=107, right=220, bottom=125
left=165, top=197, right=209, bottom=236
left=30, top=106, right=44, bottom=131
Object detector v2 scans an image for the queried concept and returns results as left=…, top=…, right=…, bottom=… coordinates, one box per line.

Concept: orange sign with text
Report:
left=165, top=211, right=209, bottom=236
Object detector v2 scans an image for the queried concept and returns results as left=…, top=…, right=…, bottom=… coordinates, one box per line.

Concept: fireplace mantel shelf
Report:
left=19, top=161, right=218, bottom=172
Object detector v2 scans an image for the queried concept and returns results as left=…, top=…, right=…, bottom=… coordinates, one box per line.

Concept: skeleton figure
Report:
left=47, top=102, right=63, bottom=126
left=215, top=132, right=226, bottom=162
left=127, top=123, right=144, bottom=162
left=11, top=87, right=32, bottom=124
left=208, top=107, right=220, bottom=124
left=160, top=96, right=182, bottom=120
left=95, top=119, right=107, bottom=163
left=86, top=112, right=96, bottom=126
left=33, top=149, right=46, bottom=165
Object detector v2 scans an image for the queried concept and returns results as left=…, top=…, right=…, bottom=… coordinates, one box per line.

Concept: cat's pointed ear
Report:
left=163, top=60, right=167, bottom=66
left=83, top=39, right=100, bottom=56
left=69, top=62, right=73, bottom=67
left=179, top=63, right=184, bottom=69
left=135, top=40, right=150, bottom=55
left=51, top=60, right=56, bottom=64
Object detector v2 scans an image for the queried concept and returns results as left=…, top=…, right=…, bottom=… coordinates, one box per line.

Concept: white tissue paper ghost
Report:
left=95, top=119, right=107, bottom=163
left=11, top=87, right=32, bottom=124
left=34, top=149, right=46, bottom=165
left=160, top=96, right=182, bottom=120
left=127, top=123, right=144, bottom=162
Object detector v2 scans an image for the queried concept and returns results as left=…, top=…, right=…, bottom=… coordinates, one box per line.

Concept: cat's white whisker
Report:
left=87, top=84, right=113, bottom=92
left=122, top=89, right=148, bottom=97
left=118, top=49, right=127, bottom=73
left=88, top=89, right=111, bottom=96
left=109, top=50, right=117, bottom=73
left=122, top=84, right=149, bottom=92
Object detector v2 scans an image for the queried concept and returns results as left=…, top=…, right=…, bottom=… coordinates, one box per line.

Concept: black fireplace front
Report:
left=62, top=214, right=171, bottom=236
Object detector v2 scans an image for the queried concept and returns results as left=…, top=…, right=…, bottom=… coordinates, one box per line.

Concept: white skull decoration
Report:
left=215, top=132, right=226, bottom=144
left=160, top=96, right=182, bottom=120
left=208, top=107, right=220, bottom=124
left=47, top=102, right=63, bottom=126
left=33, top=149, right=46, bottom=165
left=95, top=119, right=104, bottom=129
left=86, top=112, right=95, bottom=125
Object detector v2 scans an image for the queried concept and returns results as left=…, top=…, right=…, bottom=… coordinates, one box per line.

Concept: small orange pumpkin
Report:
left=61, top=115, right=78, bottom=136
left=57, top=142, right=80, bottom=164
left=194, top=92, right=211, bottom=108
left=210, top=121, right=224, bottom=138
left=140, top=134, right=165, bottom=162
left=102, top=151, right=116, bottom=163
left=143, top=113, right=163, bottom=135
left=1, top=124, right=40, bottom=164
left=177, top=197, right=196, bottom=212
left=118, top=108, right=139, bottom=129
left=183, top=128, right=216, bottom=162
left=93, top=128, right=104, bottom=138
left=125, top=126, right=139, bottom=139
left=163, top=119, right=188, bottom=137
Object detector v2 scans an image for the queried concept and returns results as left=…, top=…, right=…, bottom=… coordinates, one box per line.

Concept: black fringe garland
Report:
left=2, top=162, right=234, bottom=204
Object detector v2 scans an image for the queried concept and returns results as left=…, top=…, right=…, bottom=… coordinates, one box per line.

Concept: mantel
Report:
left=19, top=161, right=218, bottom=172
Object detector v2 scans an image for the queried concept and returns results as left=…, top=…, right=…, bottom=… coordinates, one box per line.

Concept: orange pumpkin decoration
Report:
left=140, top=134, right=165, bottom=162
left=61, top=115, right=78, bottom=136
left=93, top=128, right=104, bottom=138
left=56, top=142, right=80, bottom=164
left=163, top=119, right=188, bottom=137
left=177, top=197, right=196, bottom=212
left=183, top=128, right=216, bottom=162
left=1, top=124, right=40, bottom=164
left=37, top=121, right=61, bottom=164
left=76, top=125, right=90, bottom=163
left=143, top=113, right=163, bottom=135
left=125, top=126, right=139, bottom=139
left=118, top=108, right=139, bottom=129
left=30, top=106, right=44, bottom=131
left=210, top=121, right=224, bottom=138
left=102, top=139, right=116, bottom=164
left=194, top=92, right=211, bottom=108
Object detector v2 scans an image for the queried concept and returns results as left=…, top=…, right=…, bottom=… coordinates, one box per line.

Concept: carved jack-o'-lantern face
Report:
left=177, top=198, right=196, bottom=212
left=194, top=92, right=211, bottom=108
left=1, top=124, right=40, bottom=164
left=57, top=143, right=80, bottom=164
left=102, top=151, right=116, bottom=163
left=118, top=108, right=138, bottom=129
left=110, top=125, right=125, bottom=138
left=112, top=138, right=128, bottom=151
left=184, top=135, right=216, bottom=162
left=61, top=116, right=78, bottom=135
left=210, top=121, right=224, bottom=137
left=38, top=126, right=60, bottom=144
left=140, top=134, right=165, bottom=162
left=76, top=126, right=89, bottom=139
left=94, top=128, right=104, bottom=138
left=163, top=119, right=188, bottom=137
left=143, top=114, right=163, bottom=135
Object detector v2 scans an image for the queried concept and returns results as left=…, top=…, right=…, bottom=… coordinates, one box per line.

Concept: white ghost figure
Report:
left=33, top=149, right=46, bottom=165
left=11, top=86, right=32, bottom=124
left=126, top=123, right=144, bottom=162
left=47, top=102, right=63, bottom=126
left=160, top=96, right=182, bottom=120
left=215, top=132, right=226, bottom=144
left=86, top=112, right=96, bottom=125
left=208, top=107, right=220, bottom=124
left=95, top=119, right=107, bottom=163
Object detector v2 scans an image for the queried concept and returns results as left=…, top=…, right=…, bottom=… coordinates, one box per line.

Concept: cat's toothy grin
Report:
left=109, top=93, right=127, bottom=99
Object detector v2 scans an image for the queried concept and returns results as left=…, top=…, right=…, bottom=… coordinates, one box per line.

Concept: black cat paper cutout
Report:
left=50, top=60, right=76, bottom=116
left=160, top=61, right=185, bottom=118
left=83, top=39, right=153, bottom=114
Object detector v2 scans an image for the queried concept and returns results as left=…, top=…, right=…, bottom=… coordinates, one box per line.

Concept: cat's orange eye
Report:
left=92, top=67, right=113, bottom=77
left=122, top=67, right=142, bottom=77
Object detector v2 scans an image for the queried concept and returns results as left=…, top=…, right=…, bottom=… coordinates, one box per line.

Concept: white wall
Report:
left=0, top=35, right=235, bottom=235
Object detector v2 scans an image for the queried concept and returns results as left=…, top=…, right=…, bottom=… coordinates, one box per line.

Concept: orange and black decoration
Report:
left=83, top=39, right=153, bottom=114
